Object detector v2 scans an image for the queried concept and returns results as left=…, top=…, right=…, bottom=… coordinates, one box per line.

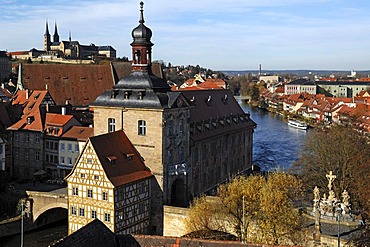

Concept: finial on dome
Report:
left=139, top=2, right=145, bottom=24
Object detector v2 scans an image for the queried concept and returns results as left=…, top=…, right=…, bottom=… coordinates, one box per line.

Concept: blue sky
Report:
left=1, top=0, right=370, bottom=71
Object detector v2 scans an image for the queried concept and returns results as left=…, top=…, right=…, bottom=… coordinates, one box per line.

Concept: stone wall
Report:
left=163, top=205, right=189, bottom=237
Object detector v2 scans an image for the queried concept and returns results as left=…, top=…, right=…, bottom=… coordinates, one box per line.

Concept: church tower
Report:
left=44, top=20, right=51, bottom=51
left=92, top=2, right=191, bottom=233
left=53, top=22, right=59, bottom=43
left=131, top=1, right=153, bottom=73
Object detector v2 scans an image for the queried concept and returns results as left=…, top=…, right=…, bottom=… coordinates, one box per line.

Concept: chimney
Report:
left=46, top=103, right=49, bottom=112
left=25, top=89, right=29, bottom=99
left=61, top=107, right=66, bottom=115
left=45, top=84, right=48, bottom=90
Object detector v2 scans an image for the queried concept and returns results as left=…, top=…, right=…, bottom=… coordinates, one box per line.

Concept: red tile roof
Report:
left=8, top=90, right=52, bottom=132
left=62, top=126, right=94, bottom=141
left=46, top=113, right=73, bottom=126
left=22, top=64, right=115, bottom=106
left=88, top=130, right=152, bottom=186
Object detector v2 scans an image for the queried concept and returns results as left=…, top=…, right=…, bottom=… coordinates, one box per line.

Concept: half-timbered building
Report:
left=65, top=130, right=152, bottom=235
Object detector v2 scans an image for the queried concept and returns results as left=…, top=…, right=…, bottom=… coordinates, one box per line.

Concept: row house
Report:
left=65, top=130, right=152, bottom=235
left=7, top=89, right=84, bottom=179
left=284, top=79, right=317, bottom=95
left=44, top=112, right=81, bottom=178
left=282, top=93, right=314, bottom=113
left=7, top=90, right=55, bottom=179
left=59, top=126, right=94, bottom=178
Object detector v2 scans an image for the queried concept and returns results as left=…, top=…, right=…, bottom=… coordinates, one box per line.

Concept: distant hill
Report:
left=222, top=70, right=370, bottom=77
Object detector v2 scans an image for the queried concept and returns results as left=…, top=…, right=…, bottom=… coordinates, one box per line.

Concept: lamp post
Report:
left=336, top=206, right=342, bottom=247
left=21, top=200, right=24, bottom=247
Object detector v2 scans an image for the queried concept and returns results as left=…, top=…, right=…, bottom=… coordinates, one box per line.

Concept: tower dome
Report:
left=131, top=2, right=152, bottom=44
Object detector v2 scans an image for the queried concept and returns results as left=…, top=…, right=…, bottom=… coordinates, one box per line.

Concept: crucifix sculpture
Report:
left=326, top=170, right=336, bottom=191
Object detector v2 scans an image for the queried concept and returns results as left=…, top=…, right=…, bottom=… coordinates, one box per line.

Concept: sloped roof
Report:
left=51, top=219, right=117, bottom=247
left=180, top=89, right=256, bottom=142
left=89, top=130, right=152, bottom=187
left=62, top=126, right=94, bottom=141
left=22, top=64, right=115, bottom=106
left=46, top=113, right=74, bottom=127
left=111, top=62, right=164, bottom=84
left=8, top=90, right=52, bottom=132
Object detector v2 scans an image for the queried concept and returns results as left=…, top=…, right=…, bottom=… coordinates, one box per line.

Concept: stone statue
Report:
left=326, top=171, right=336, bottom=191
left=314, top=186, right=320, bottom=201
left=342, top=190, right=350, bottom=207
left=328, top=190, right=336, bottom=202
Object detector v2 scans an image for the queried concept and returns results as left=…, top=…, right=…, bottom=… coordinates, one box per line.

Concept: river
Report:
left=239, top=101, right=309, bottom=171
left=0, top=220, right=67, bottom=247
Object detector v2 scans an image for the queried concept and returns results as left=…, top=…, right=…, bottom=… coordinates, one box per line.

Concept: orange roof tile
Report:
left=62, top=126, right=94, bottom=141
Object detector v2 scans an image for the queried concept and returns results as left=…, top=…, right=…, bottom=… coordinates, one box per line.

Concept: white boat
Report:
left=287, top=119, right=308, bottom=130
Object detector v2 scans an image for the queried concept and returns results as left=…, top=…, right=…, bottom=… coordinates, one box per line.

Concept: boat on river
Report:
left=287, top=119, right=308, bottom=130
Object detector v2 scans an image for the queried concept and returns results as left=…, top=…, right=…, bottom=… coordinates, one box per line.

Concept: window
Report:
left=14, top=132, right=19, bottom=141
left=80, top=173, right=85, bottom=178
left=168, top=120, right=173, bottom=136
left=79, top=208, right=85, bottom=216
left=75, top=144, right=79, bottom=153
left=25, top=150, right=29, bottom=161
left=87, top=189, right=93, bottom=198
left=71, top=206, right=76, bottom=215
left=68, top=144, right=72, bottom=152
left=138, top=120, right=146, bottom=135
left=139, top=202, right=145, bottom=214
left=35, top=134, right=40, bottom=143
left=68, top=157, right=73, bottom=165
left=72, top=187, right=78, bottom=196
left=87, top=158, right=92, bottom=164
left=60, top=156, right=65, bottom=164
left=25, top=133, right=30, bottom=142
left=168, top=150, right=173, bottom=166
left=108, top=118, right=116, bottom=133
left=60, top=143, right=65, bottom=151
left=104, top=213, right=110, bottom=222
left=94, top=175, right=99, bottom=180
left=102, top=192, right=108, bottom=201
left=92, top=210, right=97, bottom=219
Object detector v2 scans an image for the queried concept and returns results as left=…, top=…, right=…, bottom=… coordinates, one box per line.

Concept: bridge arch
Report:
left=33, top=202, right=68, bottom=223
left=26, top=190, right=68, bottom=223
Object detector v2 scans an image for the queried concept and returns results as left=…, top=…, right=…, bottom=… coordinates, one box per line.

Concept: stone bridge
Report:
left=26, top=188, right=68, bottom=223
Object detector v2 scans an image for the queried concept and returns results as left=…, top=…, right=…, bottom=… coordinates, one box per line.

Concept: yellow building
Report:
left=65, top=130, right=152, bottom=235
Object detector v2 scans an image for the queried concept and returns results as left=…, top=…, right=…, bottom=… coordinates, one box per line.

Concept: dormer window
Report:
left=124, top=91, right=131, bottom=99
left=138, top=91, right=145, bottom=100
left=123, top=153, right=134, bottom=161
left=27, top=116, right=34, bottom=125
left=106, top=155, right=117, bottom=165
left=206, top=96, right=212, bottom=105
left=111, top=89, right=119, bottom=99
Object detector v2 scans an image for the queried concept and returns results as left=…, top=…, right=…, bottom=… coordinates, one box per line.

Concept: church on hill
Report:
left=43, top=21, right=116, bottom=59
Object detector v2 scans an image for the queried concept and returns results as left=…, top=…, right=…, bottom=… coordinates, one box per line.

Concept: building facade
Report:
left=0, top=51, right=11, bottom=83
left=7, top=90, right=55, bottom=179
left=285, top=79, right=317, bottom=95
left=65, top=130, right=152, bottom=235
left=59, top=126, right=94, bottom=178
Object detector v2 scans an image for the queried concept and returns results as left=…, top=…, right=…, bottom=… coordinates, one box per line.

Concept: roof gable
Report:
left=72, top=130, right=152, bottom=187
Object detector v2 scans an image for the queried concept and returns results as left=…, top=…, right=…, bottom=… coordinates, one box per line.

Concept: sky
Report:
left=1, top=0, right=370, bottom=71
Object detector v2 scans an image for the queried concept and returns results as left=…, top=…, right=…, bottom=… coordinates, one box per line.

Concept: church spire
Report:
left=44, top=20, right=51, bottom=51
left=53, top=21, right=59, bottom=43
